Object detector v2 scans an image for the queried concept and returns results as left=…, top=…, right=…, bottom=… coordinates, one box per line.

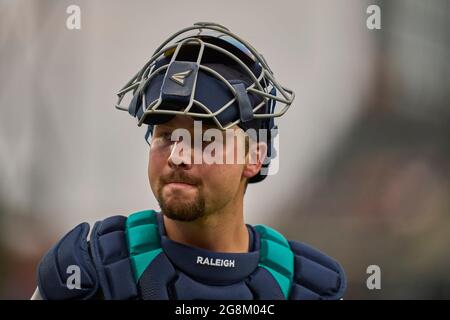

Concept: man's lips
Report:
left=164, top=182, right=197, bottom=190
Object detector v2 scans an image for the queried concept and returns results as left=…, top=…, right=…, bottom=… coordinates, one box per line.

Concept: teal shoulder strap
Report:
left=254, top=225, right=294, bottom=299
left=125, top=211, right=295, bottom=299
left=125, top=210, right=163, bottom=282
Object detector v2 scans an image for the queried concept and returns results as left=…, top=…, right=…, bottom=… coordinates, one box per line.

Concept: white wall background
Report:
left=0, top=0, right=375, bottom=234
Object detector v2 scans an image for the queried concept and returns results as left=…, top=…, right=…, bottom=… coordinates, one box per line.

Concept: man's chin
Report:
left=162, top=209, right=201, bottom=222
left=157, top=185, right=206, bottom=221
left=160, top=199, right=206, bottom=222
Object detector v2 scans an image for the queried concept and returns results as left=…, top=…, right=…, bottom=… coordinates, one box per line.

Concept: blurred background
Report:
left=1, top=0, right=449, bottom=299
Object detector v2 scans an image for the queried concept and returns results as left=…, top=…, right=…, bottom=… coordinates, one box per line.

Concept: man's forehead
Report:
left=154, top=115, right=240, bottom=132
left=155, top=115, right=198, bottom=128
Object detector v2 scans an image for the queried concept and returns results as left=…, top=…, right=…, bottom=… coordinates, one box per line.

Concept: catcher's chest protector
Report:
left=37, top=210, right=346, bottom=300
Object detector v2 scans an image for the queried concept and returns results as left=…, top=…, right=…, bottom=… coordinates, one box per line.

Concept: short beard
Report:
left=157, top=187, right=206, bottom=222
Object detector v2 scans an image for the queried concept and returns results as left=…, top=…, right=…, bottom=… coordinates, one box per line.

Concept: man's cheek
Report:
left=149, top=154, right=164, bottom=174
left=148, top=164, right=160, bottom=193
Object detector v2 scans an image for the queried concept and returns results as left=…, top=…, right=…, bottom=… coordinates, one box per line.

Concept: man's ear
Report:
left=242, top=141, right=268, bottom=180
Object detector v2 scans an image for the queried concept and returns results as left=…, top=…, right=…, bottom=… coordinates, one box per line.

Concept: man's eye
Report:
left=151, top=132, right=173, bottom=148
left=161, top=132, right=172, bottom=141
left=154, top=131, right=173, bottom=141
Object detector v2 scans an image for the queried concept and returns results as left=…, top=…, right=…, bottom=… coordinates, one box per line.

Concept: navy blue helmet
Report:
left=115, top=22, right=295, bottom=183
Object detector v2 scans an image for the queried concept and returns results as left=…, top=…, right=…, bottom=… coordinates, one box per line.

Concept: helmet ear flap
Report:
left=248, top=87, right=278, bottom=184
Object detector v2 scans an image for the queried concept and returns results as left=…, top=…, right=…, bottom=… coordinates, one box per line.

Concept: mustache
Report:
left=160, top=171, right=201, bottom=186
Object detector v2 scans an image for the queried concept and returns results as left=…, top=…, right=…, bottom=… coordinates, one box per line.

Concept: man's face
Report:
left=148, top=115, right=252, bottom=222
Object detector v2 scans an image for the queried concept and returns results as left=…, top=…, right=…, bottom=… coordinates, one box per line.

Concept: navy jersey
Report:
left=35, top=210, right=346, bottom=300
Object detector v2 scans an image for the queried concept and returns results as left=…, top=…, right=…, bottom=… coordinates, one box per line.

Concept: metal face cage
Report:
left=115, top=22, right=295, bottom=131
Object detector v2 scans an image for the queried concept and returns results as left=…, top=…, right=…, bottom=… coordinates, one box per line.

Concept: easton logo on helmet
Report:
left=170, top=69, right=192, bottom=86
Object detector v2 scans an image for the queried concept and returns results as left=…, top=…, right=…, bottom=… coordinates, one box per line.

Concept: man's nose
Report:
left=167, top=141, right=193, bottom=169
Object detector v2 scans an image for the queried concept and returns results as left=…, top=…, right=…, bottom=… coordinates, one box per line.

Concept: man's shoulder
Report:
left=36, top=212, right=346, bottom=300
left=253, top=224, right=346, bottom=300
left=287, top=239, right=347, bottom=300
left=35, top=211, right=151, bottom=300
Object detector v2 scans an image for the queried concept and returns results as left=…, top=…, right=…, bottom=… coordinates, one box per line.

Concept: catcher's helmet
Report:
left=115, top=22, right=295, bottom=183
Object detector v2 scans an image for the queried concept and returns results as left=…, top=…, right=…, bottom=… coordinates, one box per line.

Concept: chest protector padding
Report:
left=37, top=210, right=346, bottom=299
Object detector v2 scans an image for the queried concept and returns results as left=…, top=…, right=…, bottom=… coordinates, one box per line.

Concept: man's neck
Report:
left=162, top=197, right=249, bottom=253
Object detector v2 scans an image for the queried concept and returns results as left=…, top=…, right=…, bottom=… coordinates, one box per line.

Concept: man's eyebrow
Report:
left=154, top=124, right=175, bottom=130
left=156, top=122, right=241, bottom=137
left=155, top=122, right=221, bottom=131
